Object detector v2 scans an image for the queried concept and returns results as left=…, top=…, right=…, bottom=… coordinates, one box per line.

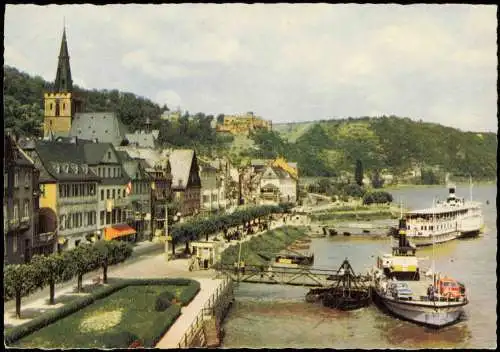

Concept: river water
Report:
left=221, top=185, right=497, bottom=349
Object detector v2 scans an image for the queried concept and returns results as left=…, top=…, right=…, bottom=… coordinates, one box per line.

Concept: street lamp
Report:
left=165, top=211, right=181, bottom=261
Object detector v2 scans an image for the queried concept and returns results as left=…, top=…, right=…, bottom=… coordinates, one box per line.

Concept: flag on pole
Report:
left=126, top=181, right=132, bottom=196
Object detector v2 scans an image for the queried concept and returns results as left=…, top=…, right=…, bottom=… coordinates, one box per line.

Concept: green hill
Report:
left=246, top=117, right=497, bottom=181
left=273, top=122, right=315, bottom=142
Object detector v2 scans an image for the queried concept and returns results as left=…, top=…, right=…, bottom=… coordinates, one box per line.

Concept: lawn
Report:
left=13, top=283, right=194, bottom=348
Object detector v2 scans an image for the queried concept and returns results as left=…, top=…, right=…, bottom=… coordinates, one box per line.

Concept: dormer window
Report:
left=71, top=163, right=79, bottom=174
left=63, top=163, right=69, bottom=173
left=53, top=163, right=61, bottom=173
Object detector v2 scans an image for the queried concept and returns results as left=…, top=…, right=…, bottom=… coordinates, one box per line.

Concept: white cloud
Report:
left=154, top=90, right=182, bottom=109
left=4, top=4, right=498, bottom=132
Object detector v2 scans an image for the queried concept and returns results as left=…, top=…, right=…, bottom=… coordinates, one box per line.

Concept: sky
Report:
left=4, top=4, right=498, bottom=132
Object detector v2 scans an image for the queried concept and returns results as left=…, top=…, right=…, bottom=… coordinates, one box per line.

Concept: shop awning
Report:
left=104, top=224, right=136, bottom=241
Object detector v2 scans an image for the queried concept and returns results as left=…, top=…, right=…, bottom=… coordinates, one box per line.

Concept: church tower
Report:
left=43, top=27, right=74, bottom=138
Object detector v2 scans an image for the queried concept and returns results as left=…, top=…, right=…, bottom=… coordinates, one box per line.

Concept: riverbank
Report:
left=219, top=226, right=309, bottom=267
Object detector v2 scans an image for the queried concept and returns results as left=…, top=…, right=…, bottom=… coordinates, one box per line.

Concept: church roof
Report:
left=70, top=112, right=128, bottom=146
left=54, top=27, right=72, bottom=93
left=169, top=149, right=195, bottom=190
left=124, top=131, right=157, bottom=149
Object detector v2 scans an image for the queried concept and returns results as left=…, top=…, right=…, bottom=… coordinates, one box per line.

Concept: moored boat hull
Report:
left=372, top=288, right=466, bottom=328
left=406, top=231, right=459, bottom=247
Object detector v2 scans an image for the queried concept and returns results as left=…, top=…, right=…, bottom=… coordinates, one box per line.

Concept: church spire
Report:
left=54, top=26, right=73, bottom=92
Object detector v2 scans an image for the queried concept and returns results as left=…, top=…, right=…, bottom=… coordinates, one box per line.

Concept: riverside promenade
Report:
left=4, top=217, right=291, bottom=348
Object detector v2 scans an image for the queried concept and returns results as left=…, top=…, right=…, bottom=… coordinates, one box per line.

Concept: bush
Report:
left=155, top=291, right=175, bottom=312
left=155, top=296, right=172, bottom=312
left=363, top=191, right=393, bottom=205
left=99, top=331, right=139, bottom=348
left=343, top=183, right=366, bottom=198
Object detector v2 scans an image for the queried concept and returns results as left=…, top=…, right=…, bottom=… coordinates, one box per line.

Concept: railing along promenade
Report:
left=177, top=274, right=233, bottom=348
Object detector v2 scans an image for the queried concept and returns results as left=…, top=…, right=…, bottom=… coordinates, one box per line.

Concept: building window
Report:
left=100, top=211, right=105, bottom=226
left=112, top=189, right=116, bottom=199
left=113, top=168, right=117, bottom=178
left=13, top=237, right=17, bottom=253
left=107, top=168, right=110, bottom=178
left=101, top=189, right=104, bottom=201
left=13, top=203, right=19, bottom=221
left=106, top=212, right=111, bottom=225
left=75, top=184, right=79, bottom=197
left=123, top=189, right=126, bottom=198
left=14, top=171, right=19, bottom=188
left=107, top=189, right=110, bottom=199
left=24, top=200, right=29, bottom=218
left=24, top=172, right=30, bottom=188
left=75, top=240, right=81, bottom=247
left=108, top=152, right=111, bottom=160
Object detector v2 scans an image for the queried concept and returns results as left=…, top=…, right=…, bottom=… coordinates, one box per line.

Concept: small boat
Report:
left=372, top=218, right=468, bottom=328
left=274, top=250, right=314, bottom=267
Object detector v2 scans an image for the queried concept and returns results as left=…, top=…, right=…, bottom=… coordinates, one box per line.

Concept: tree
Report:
left=355, top=159, right=364, bottom=186
left=30, top=254, right=73, bottom=305
left=371, top=169, right=385, bottom=189
left=4, top=264, right=40, bottom=318
left=68, top=244, right=99, bottom=292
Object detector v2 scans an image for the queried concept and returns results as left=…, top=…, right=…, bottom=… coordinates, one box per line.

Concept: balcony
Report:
left=114, top=197, right=129, bottom=207
left=36, top=232, right=56, bottom=244
left=19, top=216, right=30, bottom=229
left=59, top=195, right=97, bottom=205
left=8, top=218, right=19, bottom=229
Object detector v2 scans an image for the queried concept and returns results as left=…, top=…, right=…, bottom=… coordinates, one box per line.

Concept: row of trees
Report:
left=169, top=204, right=289, bottom=254
left=4, top=240, right=133, bottom=319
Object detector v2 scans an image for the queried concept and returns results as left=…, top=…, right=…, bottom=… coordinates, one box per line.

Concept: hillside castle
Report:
left=216, top=112, right=271, bottom=135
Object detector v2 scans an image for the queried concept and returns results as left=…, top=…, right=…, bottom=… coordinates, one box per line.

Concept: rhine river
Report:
left=221, top=184, right=497, bottom=349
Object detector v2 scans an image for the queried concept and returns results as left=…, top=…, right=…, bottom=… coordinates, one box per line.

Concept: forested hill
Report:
left=3, top=65, right=165, bottom=135
left=3, top=66, right=229, bottom=155
left=249, top=117, right=497, bottom=180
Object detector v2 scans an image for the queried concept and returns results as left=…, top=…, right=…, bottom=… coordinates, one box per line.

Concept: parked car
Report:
left=388, top=282, right=413, bottom=300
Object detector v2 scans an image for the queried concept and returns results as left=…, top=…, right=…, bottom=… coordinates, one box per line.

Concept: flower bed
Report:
left=7, top=278, right=200, bottom=348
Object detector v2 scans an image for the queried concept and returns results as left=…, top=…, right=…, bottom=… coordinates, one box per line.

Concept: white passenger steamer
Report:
left=402, top=184, right=483, bottom=247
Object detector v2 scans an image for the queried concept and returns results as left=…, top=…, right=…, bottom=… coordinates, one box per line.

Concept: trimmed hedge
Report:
left=5, top=278, right=198, bottom=346
left=177, top=282, right=201, bottom=306
left=143, top=305, right=182, bottom=347
left=99, top=331, right=139, bottom=348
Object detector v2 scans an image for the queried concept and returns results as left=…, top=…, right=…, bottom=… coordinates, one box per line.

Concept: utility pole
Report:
left=164, top=202, right=170, bottom=261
